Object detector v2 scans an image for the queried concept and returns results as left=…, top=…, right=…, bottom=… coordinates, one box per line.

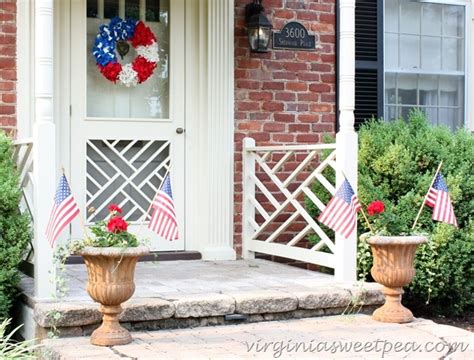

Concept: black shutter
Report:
left=354, top=0, right=383, bottom=128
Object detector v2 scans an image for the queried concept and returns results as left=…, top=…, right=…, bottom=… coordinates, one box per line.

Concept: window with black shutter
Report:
left=354, top=0, right=383, bottom=128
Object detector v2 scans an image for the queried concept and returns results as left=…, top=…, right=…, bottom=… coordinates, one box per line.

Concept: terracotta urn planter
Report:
left=367, top=235, right=427, bottom=323
left=78, top=246, right=149, bottom=346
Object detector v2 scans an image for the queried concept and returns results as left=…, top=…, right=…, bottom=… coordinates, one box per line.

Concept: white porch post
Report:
left=200, top=0, right=236, bottom=260
left=33, top=0, right=56, bottom=298
left=335, top=0, right=358, bottom=282
left=242, top=137, right=256, bottom=259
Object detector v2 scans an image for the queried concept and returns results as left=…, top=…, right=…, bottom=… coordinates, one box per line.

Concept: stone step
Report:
left=24, top=282, right=384, bottom=339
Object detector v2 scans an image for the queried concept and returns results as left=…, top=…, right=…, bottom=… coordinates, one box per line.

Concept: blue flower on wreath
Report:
left=92, top=17, right=138, bottom=67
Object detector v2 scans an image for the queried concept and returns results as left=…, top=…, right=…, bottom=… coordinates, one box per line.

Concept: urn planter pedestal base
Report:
left=78, top=246, right=149, bottom=347
left=366, top=236, right=427, bottom=324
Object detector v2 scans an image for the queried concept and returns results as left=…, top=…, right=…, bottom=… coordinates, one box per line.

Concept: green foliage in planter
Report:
left=307, top=111, right=473, bottom=314
left=0, top=132, right=31, bottom=321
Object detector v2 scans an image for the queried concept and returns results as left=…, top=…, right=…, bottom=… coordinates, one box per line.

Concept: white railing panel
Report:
left=243, top=138, right=341, bottom=272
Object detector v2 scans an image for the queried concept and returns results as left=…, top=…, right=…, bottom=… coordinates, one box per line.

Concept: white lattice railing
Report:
left=242, top=137, right=347, bottom=274
left=13, top=138, right=35, bottom=261
left=13, top=138, right=35, bottom=222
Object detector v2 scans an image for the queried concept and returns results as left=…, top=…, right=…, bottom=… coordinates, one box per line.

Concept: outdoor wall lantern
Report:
left=245, top=0, right=272, bottom=53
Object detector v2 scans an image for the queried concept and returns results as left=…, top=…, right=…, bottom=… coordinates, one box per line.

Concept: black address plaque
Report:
left=273, top=21, right=316, bottom=51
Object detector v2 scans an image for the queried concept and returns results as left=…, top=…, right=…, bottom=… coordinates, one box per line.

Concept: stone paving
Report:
left=20, top=260, right=384, bottom=337
left=41, top=314, right=473, bottom=359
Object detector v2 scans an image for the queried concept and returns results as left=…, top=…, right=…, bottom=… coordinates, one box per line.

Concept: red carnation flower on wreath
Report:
left=367, top=200, right=385, bottom=216
left=108, top=203, right=123, bottom=214
left=99, top=62, right=122, bottom=82
left=131, top=21, right=156, bottom=48
left=107, top=216, right=128, bottom=233
left=132, top=56, right=157, bottom=83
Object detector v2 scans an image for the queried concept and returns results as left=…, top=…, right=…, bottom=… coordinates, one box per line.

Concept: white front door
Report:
left=70, top=0, right=185, bottom=251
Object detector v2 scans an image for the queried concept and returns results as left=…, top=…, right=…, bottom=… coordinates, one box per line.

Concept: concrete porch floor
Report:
left=19, top=259, right=385, bottom=339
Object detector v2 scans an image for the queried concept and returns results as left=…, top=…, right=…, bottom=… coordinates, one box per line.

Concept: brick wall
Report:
left=234, top=0, right=337, bottom=256
left=0, top=0, right=16, bottom=134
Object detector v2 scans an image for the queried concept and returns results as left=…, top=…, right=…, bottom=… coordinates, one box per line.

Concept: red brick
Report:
left=249, top=91, right=273, bottom=101
left=311, top=63, right=332, bottom=72
left=273, top=72, right=297, bottom=80
left=0, top=105, right=15, bottom=115
left=296, top=11, right=318, bottom=21
left=298, top=72, right=320, bottom=81
left=283, top=62, right=308, bottom=72
left=288, top=124, right=311, bottom=132
left=296, top=52, right=320, bottom=62
left=236, top=101, right=260, bottom=111
left=297, top=93, right=319, bottom=102
left=0, top=35, right=15, bottom=45
left=272, top=134, right=295, bottom=142
left=286, top=82, right=307, bottom=92
left=312, top=123, right=335, bottom=132
left=262, top=81, right=284, bottom=90
left=275, top=92, right=296, bottom=101
left=309, top=83, right=332, bottom=93
left=310, top=103, right=332, bottom=112
left=274, top=9, right=295, bottom=19
left=0, top=82, right=14, bottom=91
left=0, top=3, right=16, bottom=12
left=296, top=134, right=320, bottom=143
left=0, top=14, right=14, bottom=22
left=237, top=59, right=261, bottom=69
left=236, top=80, right=261, bottom=89
left=320, top=13, right=336, bottom=24
left=2, top=93, right=15, bottom=103
left=0, top=46, right=15, bottom=57
left=263, top=123, right=286, bottom=132
left=262, top=101, right=284, bottom=112
left=297, top=114, right=320, bottom=123
left=238, top=122, right=261, bottom=131
left=274, top=113, right=295, bottom=123
left=0, top=70, right=16, bottom=81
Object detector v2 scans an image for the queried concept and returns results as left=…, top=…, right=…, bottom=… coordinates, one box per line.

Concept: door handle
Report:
left=176, top=128, right=185, bottom=134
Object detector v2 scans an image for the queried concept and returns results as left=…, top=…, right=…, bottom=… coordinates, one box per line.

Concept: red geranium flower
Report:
left=98, top=62, right=122, bottom=82
left=108, top=204, right=123, bottom=214
left=132, top=56, right=157, bottom=83
left=367, top=201, right=385, bottom=216
left=107, top=216, right=128, bottom=233
left=131, top=21, right=156, bottom=48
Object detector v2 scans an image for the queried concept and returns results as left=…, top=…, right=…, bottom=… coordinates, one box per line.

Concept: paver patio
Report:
left=19, top=259, right=384, bottom=338
left=41, top=314, right=473, bottom=359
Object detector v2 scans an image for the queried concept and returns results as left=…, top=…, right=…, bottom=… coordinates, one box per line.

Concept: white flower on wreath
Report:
left=118, top=63, right=139, bottom=87
left=136, top=42, right=160, bottom=63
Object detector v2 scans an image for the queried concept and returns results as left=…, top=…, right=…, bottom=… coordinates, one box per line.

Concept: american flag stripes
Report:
left=45, top=174, right=80, bottom=247
left=318, top=179, right=361, bottom=239
left=425, top=172, right=458, bottom=227
left=148, top=175, right=179, bottom=241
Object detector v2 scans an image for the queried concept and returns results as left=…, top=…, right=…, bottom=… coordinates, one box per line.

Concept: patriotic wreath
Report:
left=92, top=17, right=159, bottom=87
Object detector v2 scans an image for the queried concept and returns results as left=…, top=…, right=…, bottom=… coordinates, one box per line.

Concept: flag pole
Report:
left=61, top=167, right=89, bottom=240
left=412, top=161, right=443, bottom=230
left=339, top=169, right=374, bottom=233
left=135, top=165, right=171, bottom=239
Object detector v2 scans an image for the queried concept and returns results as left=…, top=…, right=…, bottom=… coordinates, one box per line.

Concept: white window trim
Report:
left=383, top=0, right=471, bottom=129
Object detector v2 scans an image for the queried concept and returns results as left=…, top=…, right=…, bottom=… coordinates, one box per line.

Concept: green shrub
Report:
left=308, top=110, right=473, bottom=315
left=358, top=110, right=473, bottom=314
left=0, top=132, right=31, bottom=321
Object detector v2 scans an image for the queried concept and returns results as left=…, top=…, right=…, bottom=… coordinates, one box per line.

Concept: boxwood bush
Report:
left=356, top=111, right=473, bottom=315
left=307, top=111, right=473, bottom=315
left=0, top=131, right=30, bottom=321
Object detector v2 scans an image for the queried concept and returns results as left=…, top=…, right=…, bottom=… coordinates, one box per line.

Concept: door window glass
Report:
left=86, top=0, right=170, bottom=119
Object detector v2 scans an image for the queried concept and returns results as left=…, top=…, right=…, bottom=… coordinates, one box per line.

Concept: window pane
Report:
left=442, top=38, right=464, bottom=71
left=444, top=6, right=464, bottom=37
left=385, top=0, right=400, bottom=33
left=104, top=0, right=119, bottom=19
left=400, top=35, right=420, bottom=69
left=439, top=76, right=461, bottom=107
left=385, top=73, right=396, bottom=105
left=421, top=37, right=441, bottom=70
left=87, top=0, right=98, bottom=18
left=125, top=0, right=140, bottom=19
left=385, top=33, right=398, bottom=69
left=87, top=0, right=171, bottom=118
left=419, top=75, right=438, bottom=106
left=400, top=2, right=420, bottom=34
left=385, top=106, right=398, bottom=122
left=146, top=0, right=161, bottom=22
left=397, top=74, right=417, bottom=105
left=421, top=4, right=441, bottom=36
left=400, top=106, right=412, bottom=120
left=424, top=107, right=438, bottom=125
left=438, top=108, right=458, bottom=130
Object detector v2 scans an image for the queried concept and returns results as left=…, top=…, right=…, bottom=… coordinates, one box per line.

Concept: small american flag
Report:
left=148, top=175, right=179, bottom=241
left=45, top=174, right=80, bottom=247
left=318, top=179, right=361, bottom=239
left=425, top=172, right=457, bottom=227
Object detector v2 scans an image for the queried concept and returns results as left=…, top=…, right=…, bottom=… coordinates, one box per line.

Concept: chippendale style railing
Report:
left=242, top=137, right=356, bottom=281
